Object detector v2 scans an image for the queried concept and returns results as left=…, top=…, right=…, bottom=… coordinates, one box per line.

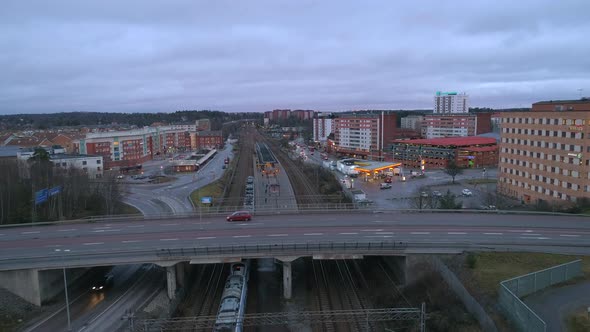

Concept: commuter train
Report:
left=213, top=262, right=249, bottom=332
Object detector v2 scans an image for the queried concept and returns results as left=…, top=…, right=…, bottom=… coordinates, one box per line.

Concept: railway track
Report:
left=222, top=127, right=255, bottom=208
left=253, top=131, right=322, bottom=205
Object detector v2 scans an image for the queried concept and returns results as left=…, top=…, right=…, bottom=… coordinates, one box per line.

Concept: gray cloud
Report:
left=1, top=0, right=589, bottom=114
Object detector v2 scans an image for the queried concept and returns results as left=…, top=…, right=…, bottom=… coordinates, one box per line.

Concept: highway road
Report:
left=20, top=147, right=233, bottom=332
left=1, top=212, right=590, bottom=270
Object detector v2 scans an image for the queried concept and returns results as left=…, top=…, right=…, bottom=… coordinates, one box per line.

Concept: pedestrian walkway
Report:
left=525, top=280, right=590, bottom=331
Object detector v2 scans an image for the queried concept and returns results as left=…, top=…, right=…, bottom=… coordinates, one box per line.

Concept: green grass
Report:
left=567, top=309, right=590, bottom=332
left=116, top=202, right=142, bottom=215
left=469, top=252, right=590, bottom=297
left=190, top=181, right=225, bottom=208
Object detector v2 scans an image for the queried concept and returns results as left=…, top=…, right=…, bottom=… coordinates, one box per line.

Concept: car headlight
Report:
left=99, top=286, right=104, bottom=290
left=92, top=286, right=96, bottom=290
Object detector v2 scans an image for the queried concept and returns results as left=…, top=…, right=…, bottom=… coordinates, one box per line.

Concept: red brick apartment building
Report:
left=391, top=137, right=498, bottom=169
left=196, top=131, right=223, bottom=149
left=422, top=113, right=492, bottom=138
left=75, top=126, right=197, bottom=168
left=333, top=112, right=397, bottom=160
left=498, top=98, right=590, bottom=204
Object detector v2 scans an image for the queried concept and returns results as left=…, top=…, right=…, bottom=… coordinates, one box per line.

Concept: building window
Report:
left=82, top=161, right=87, bottom=165
left=96, top=159, right=101, bottom=164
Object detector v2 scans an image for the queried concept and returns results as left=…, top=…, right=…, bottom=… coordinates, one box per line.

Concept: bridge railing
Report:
left=498, top=259, right=582, bottom=332
left=1, top=206, right=588, bottom=229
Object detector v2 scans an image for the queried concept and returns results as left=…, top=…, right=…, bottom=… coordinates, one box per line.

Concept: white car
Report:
left=462, top=189, right=473, bottom=196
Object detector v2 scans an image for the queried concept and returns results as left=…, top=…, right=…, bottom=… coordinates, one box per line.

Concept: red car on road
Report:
left=226, top=211, right=252, bottom=222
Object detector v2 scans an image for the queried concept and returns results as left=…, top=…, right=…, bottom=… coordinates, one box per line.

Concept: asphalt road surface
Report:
left=122, top=143, right=233, bottom=216
left=2, top=212, right=590, bottom=269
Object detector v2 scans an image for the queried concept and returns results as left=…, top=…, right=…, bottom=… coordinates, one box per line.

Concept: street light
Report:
left=54, top=249, right=71, bottom=331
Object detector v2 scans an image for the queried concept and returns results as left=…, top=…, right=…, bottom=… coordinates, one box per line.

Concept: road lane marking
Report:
left=508, top=230, right=533, bottom=233
left=560, top=234, right=580, bottom=237
left=519, top=237, right=550, bottom=240
left=122, top=240, right=141, bottom=243
left=520, top=233, right=541, bottom=236
left=339, top=232, right=359, bottom=235
left=83, top=242, right=104, bottom=245
left=196, top=236, right=216, bottom=240
left=127, top=225, right=145, bottom=228
left=92, top=227, right=111, bottom=230
left=58, top=229, right=76, bottom=232
left=447, top=232, right=467, bottom=235
left=361, top=229, right=383, bottom=232
left=161, top=223, right=179, bottom=226
left=364, top=235, right=393, bottom=238
left=304, top=233, right=323, bottom=236
left=21, top=231, right=40, bottom=234
left=45, top=244, right=63, bottom=248
left=233, top=235, right=252, bottom=238
left=484, top=232, right=503, bottom=235
left=160, top=238, right=178, bottom=241
left=268, top=234, right=288, bottom=237
left=411, top=232, right=430, bottom=235
left=92, top=230, right=105, bottom=233
left=375, top=232, right=394, bottom=235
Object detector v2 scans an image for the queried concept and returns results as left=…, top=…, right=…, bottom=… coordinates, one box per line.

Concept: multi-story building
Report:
left=196, top=119, right=211, bottom=131
left=422, top=113, right=492, bottom=139
left=333, top=112, right=397, bottom=160
left=498, top=98, right=590, bottom=204
left=391, top=137, right=498, bottom=170
left=51, top=154, right=104, bottom=179
left=434, top=91, right=469, bottom=114
left=312, top=113, right=333, bottom=143
left=292, top=109, right=315, bottom=121
left=74, top=126, right=196, bottom=168
left=400, top=115, right=424, bottom=132
left=196, top=130, right=223, bottom=149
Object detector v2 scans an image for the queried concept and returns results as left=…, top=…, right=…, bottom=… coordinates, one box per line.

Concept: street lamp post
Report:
left=55, top=249, right=71, bottom=331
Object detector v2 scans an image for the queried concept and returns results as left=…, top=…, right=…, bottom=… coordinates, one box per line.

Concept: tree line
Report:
left=0, top=149, right=126, bottom=225
left=0, top=110, right=263, bottom=130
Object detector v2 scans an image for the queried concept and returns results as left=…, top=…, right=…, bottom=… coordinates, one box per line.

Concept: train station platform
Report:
left=252, top=155, right=297, bottom=212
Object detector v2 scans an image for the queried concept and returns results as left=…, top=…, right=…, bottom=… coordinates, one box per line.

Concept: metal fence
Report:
left=498, top=259, right=582, bottom=332
left=428, top=257, right=497, bottom=332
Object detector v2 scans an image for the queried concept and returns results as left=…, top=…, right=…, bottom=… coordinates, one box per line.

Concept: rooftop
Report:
left=51, top=153, right=101, bottom=160
left=396, top=137, right=497, bottom=147
left=533, top=98, right=590, bottom=105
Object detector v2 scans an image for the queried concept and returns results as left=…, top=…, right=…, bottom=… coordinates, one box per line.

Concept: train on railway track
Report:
left=214, top=262, right=249, bottom=332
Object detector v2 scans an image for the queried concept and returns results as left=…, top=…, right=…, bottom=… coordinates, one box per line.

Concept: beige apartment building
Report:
left=498, top=99, right=590, bottom=204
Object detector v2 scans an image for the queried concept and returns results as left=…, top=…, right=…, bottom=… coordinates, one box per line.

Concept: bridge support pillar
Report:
left=282, top=261, right=292, bottom=300
left=166, top=265, right=177, bottom=300
left=176, top=262, right=186, bottom=289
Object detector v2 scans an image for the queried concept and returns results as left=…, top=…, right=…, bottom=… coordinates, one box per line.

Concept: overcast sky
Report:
left=1, top=0, right=589, bottom=114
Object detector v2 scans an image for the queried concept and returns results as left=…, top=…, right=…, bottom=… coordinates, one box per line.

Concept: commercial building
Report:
left=391, top=136, right=498, bottom=170
left=51, top=154, right=104, bottom=179
left=498, top=99, right=590, bottom=204
left=422, top=113, right=492, bottom=139
left=312, top=113, right=333, bottom=143
left=332, top=112, right=397, bottom=160
left=434, top=91, right=469, bottom=114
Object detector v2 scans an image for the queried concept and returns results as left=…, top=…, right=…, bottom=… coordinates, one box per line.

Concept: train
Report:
left=213, top=262, right=249, bottom=332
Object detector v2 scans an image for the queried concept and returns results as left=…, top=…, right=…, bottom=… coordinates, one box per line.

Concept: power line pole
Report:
left=420, top=302, right=426, bottom=332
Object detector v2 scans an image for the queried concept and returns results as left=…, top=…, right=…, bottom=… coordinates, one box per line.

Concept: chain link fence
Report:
left=499, top=259, right=582, bottom=332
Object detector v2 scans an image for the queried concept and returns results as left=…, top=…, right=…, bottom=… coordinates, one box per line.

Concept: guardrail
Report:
left=1, top=206, right=588, bottom=229
left=0, top=239, right=563, bottom=271
left=499, top=259, right=582, bottom=332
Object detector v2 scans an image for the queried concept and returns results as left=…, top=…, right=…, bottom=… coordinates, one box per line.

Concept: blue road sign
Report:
left=35, top=189, right=48, bottom=205
left=49, top=186, right=62, bottom=197
left=201, top=196, right=212, bottom=204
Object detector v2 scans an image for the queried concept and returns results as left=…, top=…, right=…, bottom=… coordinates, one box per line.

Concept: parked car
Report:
left=462, top=189, right=473, bottom=196
left=432, top=190, right=442, bottom=197
left=384, top=177, right=392, bottom=183
left=91, top=273, right=114, bottom=291
left=380, top=183, right=392, bottom=189
left=226, top=211, right=252, bottom=222
left=420, top=191, right=428, bottom=198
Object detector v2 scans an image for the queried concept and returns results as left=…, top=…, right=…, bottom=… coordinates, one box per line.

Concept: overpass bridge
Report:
left=0, top=211, right=589, bottom=305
